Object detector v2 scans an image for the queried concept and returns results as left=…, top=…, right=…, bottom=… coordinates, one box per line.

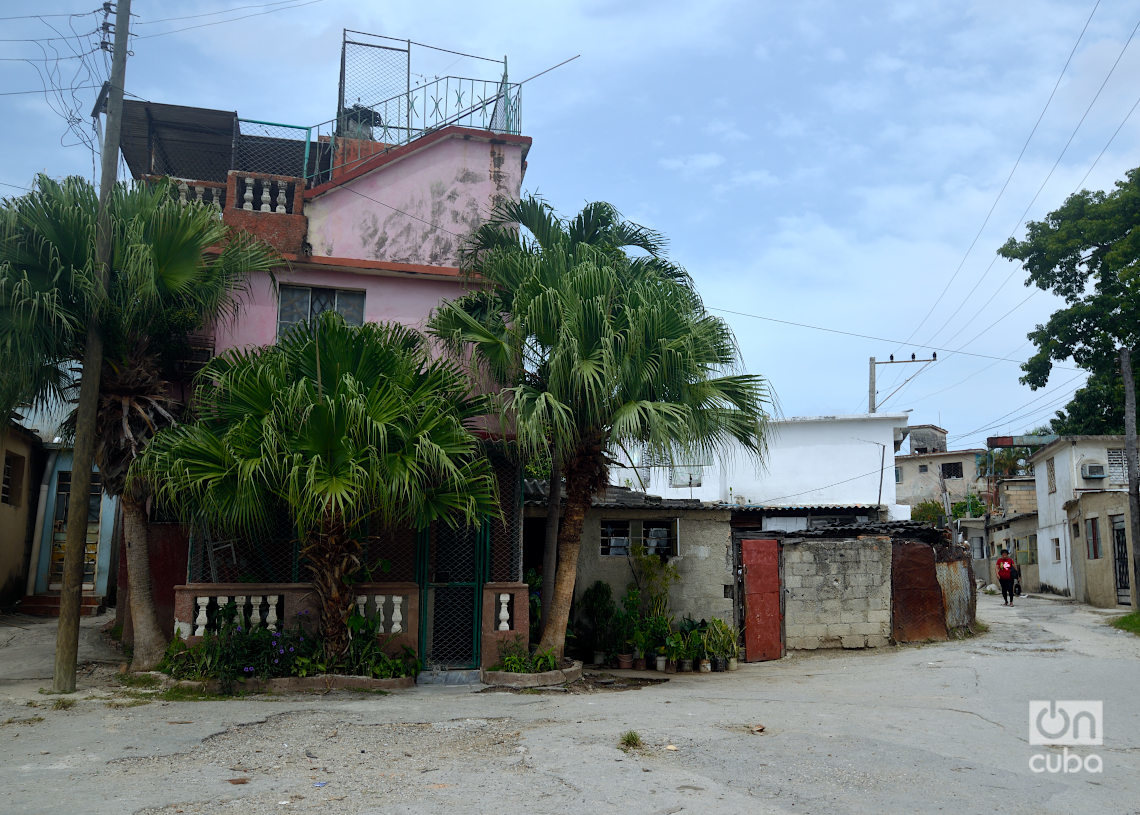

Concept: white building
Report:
left=610, top=413, right=912, bottom=529
left=1029, top=435, right=1130, bottom=595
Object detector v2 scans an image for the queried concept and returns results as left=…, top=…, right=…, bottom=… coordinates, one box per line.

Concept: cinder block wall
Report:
left=783, top=536, right=892, bottom=649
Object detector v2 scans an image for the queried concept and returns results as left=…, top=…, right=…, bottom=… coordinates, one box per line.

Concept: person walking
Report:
left=996, top=549, right=1016, bottom=606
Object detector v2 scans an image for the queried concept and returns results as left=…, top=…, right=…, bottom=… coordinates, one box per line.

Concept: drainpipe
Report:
left=25, top=450, right=58, bottom=597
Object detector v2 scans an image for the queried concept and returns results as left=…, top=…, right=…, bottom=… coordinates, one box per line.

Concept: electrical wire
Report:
left=135, top=0, right=326, bottom=39
left=135, top=0, right=305, bottom=25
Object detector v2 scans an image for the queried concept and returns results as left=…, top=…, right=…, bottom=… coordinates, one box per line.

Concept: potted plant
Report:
left=654, top=645, right=667, bottom=672
left=632, top=626, right=648, bottom=670
left=664, top=632, right=684, bottom=673
left=681, top=629, right=702, bottom=672
left=695, top=628, right=712, bottom=673
left=706, top=618, right=733, bottom=672
left=727, top=625, right=741, bottom=670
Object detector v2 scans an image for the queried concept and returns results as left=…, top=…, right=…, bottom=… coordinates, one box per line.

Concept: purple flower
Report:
left=279, top=649, right=285, bottom=654
left=288, top=647, right=294, bottom=653
left=236, top=626, right=243, bottom=632
left=273, top=658, right=279, bottom=664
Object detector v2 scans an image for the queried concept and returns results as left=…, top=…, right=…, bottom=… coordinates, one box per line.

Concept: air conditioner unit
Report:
left=1081, top=462, right=1107, bottom=479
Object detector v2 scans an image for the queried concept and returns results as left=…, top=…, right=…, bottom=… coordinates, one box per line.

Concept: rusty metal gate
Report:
left=891, top=541, right=949, bottom=643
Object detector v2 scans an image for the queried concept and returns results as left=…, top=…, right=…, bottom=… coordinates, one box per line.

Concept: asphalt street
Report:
left=1, top=593, right=1137, bottom=814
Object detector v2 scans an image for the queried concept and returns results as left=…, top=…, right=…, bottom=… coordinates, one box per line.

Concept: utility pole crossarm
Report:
left=868, top=353, right=937, bottom=413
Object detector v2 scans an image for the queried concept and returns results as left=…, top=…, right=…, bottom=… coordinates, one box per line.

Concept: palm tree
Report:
left=429, top=197, right=773, bottom=658
left=0, top=175, right=278, bottom=669
left=459, top=197, right=678, bottom=633
left=134, top=312, right=500, bottom=659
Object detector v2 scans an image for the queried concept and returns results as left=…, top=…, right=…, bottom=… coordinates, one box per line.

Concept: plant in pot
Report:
left=696, top=629, right=712, bottom=673
left=706, top=618, right=733, bottom=672
left=614, top=609, right=635, bottom=669
left=664, top=632, right=684, bottom=673
left=643, top=614, right=671, bottom=671
left=727, top=625, right=742, bottom=670
left=680, top=630, right=701, bottom=672
left=631, top=626, right=649, bottom=671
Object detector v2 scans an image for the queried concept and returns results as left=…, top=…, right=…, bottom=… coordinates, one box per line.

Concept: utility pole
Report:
left=868, top=353, right=936, bottom=412
left=1121, top=347, right=1140, bottom=609
left=53, top=0, right=131, bottom=693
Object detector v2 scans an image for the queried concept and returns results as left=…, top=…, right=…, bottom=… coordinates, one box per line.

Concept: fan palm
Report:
left=429, top=197, right=773, bottom=658
left=134, top=312, right=499, bottom=659
left=0, top=175, right=278, bottom=669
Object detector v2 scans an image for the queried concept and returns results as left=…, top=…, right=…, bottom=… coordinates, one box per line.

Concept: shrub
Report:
left=493, top=636, right=558, bottom=673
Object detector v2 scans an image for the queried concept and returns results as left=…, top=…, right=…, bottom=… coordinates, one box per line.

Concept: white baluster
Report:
left=213, top=187, right=224, bottom=211
left=260, top=178, right=271, bottom=212
left=178, top=180, right=188, bottom=205
left=266, top=595, right=279, bottom=631
left=234, top=595, right=246, bottom=629
left=194, top=596, right=208, bottom=636
left=391, top=595, right=403, bottom=634
left=194, top=184, right=205, bottom=204
left=498, top=593, right=510, bottom=631
left=243, top=177, right=254, bottom=210
left=275, top=181, right=287, bottom=213
left=355, top=595, right=367, bottom=619
left=250, top=595, right=263, bottom=629
left=374, top=595, right=387, bottom=633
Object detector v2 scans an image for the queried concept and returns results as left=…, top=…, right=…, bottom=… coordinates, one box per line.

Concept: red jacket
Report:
left=997, top=556, right=1015, bottom=580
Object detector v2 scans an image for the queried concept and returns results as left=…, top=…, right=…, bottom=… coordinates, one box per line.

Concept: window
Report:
left=1046, top=457, right=1056, bottom=494
left=1052, top=537, right=1061, bottom=562
left=915, top=447, right=928, bottom=455
left=894, top=466, right=902, bottom=483
left=600, top=520, right=630, bottom=556
left=600, top=519, right=679, bottom=557
left=1, top=451, right=25, bottom=507
left=277, top=285, right=365, bottom=337
left=1027, top=534, right=1038, bottom=565
left=1108, top=448, right=1127, bottom=484
left=918, top=464, right=929, bottom=474
left=1086, top=518, right=1101, bottom=560
left=1072, top=522, right=1080, bottom=539
left=941, top=461, right=964, bottom=479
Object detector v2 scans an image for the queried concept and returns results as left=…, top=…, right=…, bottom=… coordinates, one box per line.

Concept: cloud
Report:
left=659, top=152, right=726, bottom=174
left=713, top=168, right=779, bottom=194
left=705, top=119, right=750, bottom=143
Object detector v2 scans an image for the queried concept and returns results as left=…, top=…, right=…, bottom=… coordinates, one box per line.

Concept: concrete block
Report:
left=840, top=610, right=867, bottom=624
left=867, top=609, right=891, bottom=625
left=826, top=623, right=854, bottom=638
left=865, top=635, right=889, bottom=648
left=841, top=635, right=866, bottom=649
left=857, top=622, right=887, bottom=636
left=794, top=638, right=819, bottom=650
left=802, top=623, right=830, bottom=638
left=783, top=575, right=802, bottom=589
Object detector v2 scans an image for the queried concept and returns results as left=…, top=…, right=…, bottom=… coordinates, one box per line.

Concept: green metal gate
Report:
left=417, top=520, right=489, bottom=669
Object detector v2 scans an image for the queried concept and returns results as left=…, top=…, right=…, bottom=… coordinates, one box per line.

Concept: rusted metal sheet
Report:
left=891, top=541, right=949, bottom=643
left=742, top=538, right=783, bottom=661
left=936, top=560, right=972, bottom=631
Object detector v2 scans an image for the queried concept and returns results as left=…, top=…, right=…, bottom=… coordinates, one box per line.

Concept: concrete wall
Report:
left=212, top=266, right=465, bottom=352
left=573, top=507, right=734, bottom=625
left=1067, top=492, right=1136, bottom=609
left=782, top=536, right=892, bottom=649
left=305, top=134, right=526, bottom=268
left=895, top=449, right=985, bottom=506
left=986, top=514, right=1040, bottom=592
left=610, top=414, right=910, bottom=517
left=0, top=429, right=38, bottom=605
left=997, top=478, right=1037, bottom=516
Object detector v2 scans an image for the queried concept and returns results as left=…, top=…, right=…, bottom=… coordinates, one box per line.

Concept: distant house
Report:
left=1, top=423, right=43, bottom=606
left=982, top=475, right=1039, bottom=592
left=894, top=425, right=985, bottom=510
left=1028, top=436, right=1135, bottom=607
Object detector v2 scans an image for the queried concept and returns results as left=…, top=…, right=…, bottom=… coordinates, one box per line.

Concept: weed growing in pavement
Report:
left=1111, top=611, right=1140, bottom=636
left=50, top=698, right=75, bottom=710
left=491, top=636, right=558, bottom=673
left=619, top=730, right=643, bottom=751
left=1, top=716, right=44, bottom=726
left=106, top=699, right=152, bottom=709
left=117, top=672, right=161, bottom=689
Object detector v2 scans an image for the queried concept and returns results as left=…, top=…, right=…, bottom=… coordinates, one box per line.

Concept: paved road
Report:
left=1, top=594, right=1137, bottom=814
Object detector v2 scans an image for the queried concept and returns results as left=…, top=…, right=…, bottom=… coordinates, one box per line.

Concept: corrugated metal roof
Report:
left=524, top=479, right=703, bottom=509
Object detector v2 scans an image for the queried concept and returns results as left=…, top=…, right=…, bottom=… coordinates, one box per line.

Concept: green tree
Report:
left=911, top=500, right=945, bottom=524
left=1048, top=366, right=1135, bottom=435
left=0, top=176, right=277, bottom=669
left=134, top=312, right=499, bottom=659
left=429, top=197, right=772, bottom=658
left=951, top=494, right=985, bottom=519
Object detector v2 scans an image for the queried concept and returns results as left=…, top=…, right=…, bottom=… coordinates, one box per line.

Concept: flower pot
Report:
left=593, top=650, right=606, bottom=667
left=655, top=655, right=667, bottom=671
left=698, top=659, right=712, bottom=673
left=664, top=659, right=677, bottom=674
left=633, top=657, right=646, bottom=671
left=727, top=657, right=739, bottom=671
left=679, top=659, right=693, bottom=672
left=617, top=653, right=633, bottom=670
left=711, top=656, right=725, bottom=672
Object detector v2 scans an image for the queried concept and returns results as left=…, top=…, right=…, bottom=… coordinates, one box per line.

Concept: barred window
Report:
left=941, top=461, right=963, bottom=479
left=1046, top=457, right=1056, bottom=494
left=600, top=520, right=630, bottom=557
left=1108, top=449, right=1126, bottom=484
left=277, top=285, right=365, bottom=338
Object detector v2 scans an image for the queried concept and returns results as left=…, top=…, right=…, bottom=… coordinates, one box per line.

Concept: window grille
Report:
left=277, top=285, right=365, bottom=338
left=941, top=461, right=964, bottom=479
left=1108, top=449, right=1126, bottom=484
left=1046, top=457, right=1056, bottom=494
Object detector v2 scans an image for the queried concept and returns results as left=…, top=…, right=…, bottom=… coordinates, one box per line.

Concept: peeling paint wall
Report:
left=305, top=136, right=526, bottom=267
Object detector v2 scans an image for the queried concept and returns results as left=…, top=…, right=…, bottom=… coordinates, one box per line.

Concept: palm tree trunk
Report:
left=539, top=449, right=560, bottom=639
left=304, top=520, right=362, bottom=663
left=123, top=494, right=166, bottom=670
left=537, top=455, right=599, bottom=660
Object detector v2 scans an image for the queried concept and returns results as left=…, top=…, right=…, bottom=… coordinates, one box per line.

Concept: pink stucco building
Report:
left=114, top=57, right=533, bottom=673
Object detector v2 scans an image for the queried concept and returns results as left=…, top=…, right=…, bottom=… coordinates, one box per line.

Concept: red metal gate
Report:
left=741, top=538, right=782, bottom=661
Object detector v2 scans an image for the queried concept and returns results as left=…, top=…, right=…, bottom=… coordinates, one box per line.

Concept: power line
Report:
left=0, top=9, right=100, bottom=21
left=752, top=466, right=886, bottom=506
left=922, top=11, right=1140, bottom=351
left=135, top=0, right=326, bottom=39
left=948, top=371, right=1088, bottom=441
left=707, top=305, right=1080, bottom=369
left=0, top=83, right=103, bottom=96
left=0, top=49, right=99, bottom=61
left=135, top=0, right=304, bottom=25
left=884, top=0, right=1101, bottom=363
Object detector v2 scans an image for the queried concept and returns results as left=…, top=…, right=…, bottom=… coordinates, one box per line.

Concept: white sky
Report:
left=2, top=0, right=1138, bottom=451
